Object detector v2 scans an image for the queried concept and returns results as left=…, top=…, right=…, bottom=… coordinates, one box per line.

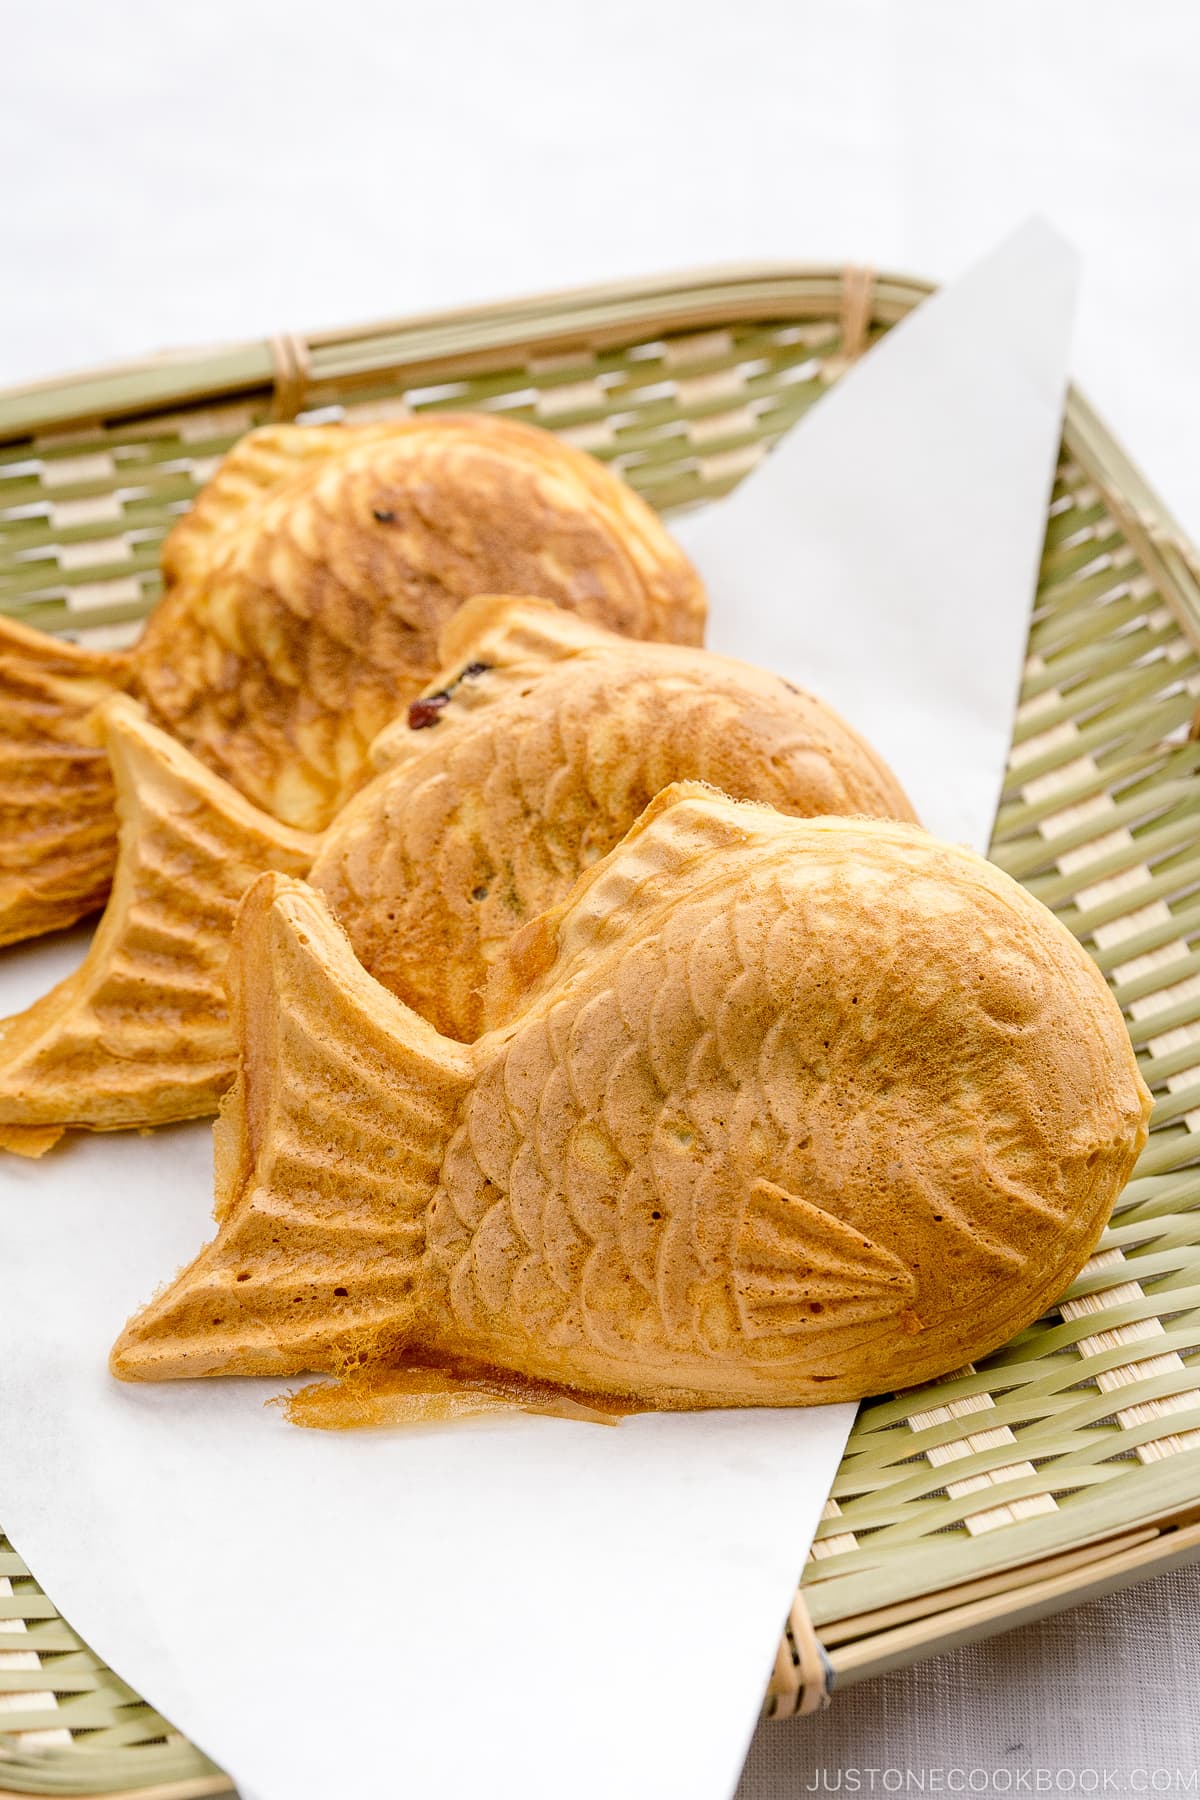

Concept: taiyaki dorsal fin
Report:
left=0, top=696, right=316, bottom=1147
left=111, top=874, right=476, bottom=1382
left=436, top=592, right=610, bottom=675
left=0, top=615, right=134, bottom=946
left=733, top=1179, right=917, bottom=1340
left=159, top=422, right=382, bottom=585
left=483, top=783, right=784, bottom=1025
left=368, top=594, right=612, bottom=774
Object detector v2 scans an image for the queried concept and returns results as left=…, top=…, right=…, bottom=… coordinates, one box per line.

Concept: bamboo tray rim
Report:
left=4, top=257, right=1196, bottom=647
left=0, top=260, right=930, bottom=440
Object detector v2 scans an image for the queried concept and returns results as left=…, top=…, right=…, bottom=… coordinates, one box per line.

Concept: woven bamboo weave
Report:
left=2, top=264, right=1200, bottom=1795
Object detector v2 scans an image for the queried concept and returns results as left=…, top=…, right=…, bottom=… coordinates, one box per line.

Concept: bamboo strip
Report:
left=823, top=1516, right=1200, bottom=1691
left=0, top=1578, right=68, bottom=1754
left=812, top=1527, right=1158, bottom=1646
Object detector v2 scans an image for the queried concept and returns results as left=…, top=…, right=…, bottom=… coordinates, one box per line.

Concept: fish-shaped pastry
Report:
left=2, top=415, right=705, bottom=946
left=311, top=593, right=917, bottom=1039
left=111, top=787, right=1151, bottom=1414
left=0, top=597, right=913, bottom=1148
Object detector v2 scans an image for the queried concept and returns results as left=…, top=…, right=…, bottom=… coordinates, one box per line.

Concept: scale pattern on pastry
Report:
left=0, top=697, right=315, bottom=1155
left=312, top=594, right=918, bottom=1039
left=134, top=413, right=706, bottom=830
left=111, top=787, right=1151, bottom=1411
left=0, top=595, right=915, bottom=1142
left=0, top=616, right=135, bottom=946
left=0, top=415, right=705, bottom=946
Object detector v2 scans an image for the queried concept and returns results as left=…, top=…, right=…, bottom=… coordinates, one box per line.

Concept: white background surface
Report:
left=3, top=0, right=1198, bottom=1787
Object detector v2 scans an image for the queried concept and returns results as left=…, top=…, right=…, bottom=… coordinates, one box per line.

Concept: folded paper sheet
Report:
left=676, top=216, right=1079, bottom=852
left=0, top=220, right=1077, bottom=1800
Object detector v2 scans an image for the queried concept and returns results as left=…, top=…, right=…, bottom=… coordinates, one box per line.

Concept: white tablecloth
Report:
left=4, top=0, right=1198, bottom=1785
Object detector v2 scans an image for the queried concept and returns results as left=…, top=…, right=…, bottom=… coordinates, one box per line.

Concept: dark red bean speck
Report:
left=373, top=506, right=396, bottom=523
left=408, top=693, right=451, bottom=729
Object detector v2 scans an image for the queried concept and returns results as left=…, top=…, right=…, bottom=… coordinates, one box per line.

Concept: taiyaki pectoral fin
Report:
left=111, top=874, right=476, bottom=1382
left=0, top=615, right=135, bottom=946
left=733, top=1180, right=918, bottom=1339
left=0, top=697, right=316, bottom=1143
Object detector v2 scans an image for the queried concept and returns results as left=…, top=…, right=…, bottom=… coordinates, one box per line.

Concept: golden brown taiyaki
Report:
left=137, top=415, right=706, bottom=827
left=2, top=415, right=705, bottom=945
left=0, top=597, right=913, bottom=1146
left=0, top=697, right=315, bottom=1157
left=111, top=787, right=1151, bottom=1414
left=312, top=594, right=917, bottom=1039
left=0, top=616, right=135, bottom=946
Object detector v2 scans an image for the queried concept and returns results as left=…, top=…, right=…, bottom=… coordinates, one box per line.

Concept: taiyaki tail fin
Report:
left=111, top=874, right=476, bottom=1382
left=0, top=697, right=315, bottom=1147
left=0, top=615, right=135, bottom=946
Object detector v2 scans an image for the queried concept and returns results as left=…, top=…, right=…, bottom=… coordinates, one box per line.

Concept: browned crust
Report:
left=0, top=615, right=134, bottom=946
left=312, top=596, right=917, bottom=1040
left=0, top=698, right=316, bottom=1140
left=133, top=416, right=706, bottom=829
left=113, top=799, right=1151, bottom=1410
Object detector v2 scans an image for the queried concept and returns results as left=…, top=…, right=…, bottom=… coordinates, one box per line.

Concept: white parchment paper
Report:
left=0, top=220, right=1076, bottom=1800
left=676, top=216, right=1079, bottom=852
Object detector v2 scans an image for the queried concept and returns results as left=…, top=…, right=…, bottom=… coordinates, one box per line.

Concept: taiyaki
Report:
left=0, top=697, right=315, bottom=1157
left=0, top=615, right=135, bottom=946
left=111, top=787, right=1151, bottom=1414
left=311, top=594, right=917, bottom=1039
left=1, top=415, right=705, bottom=945
left=0, top=597, right=913, bottom=1145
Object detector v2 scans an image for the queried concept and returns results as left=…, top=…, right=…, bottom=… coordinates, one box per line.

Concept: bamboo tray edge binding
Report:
left=3, top=262, right=1200, bottom=1793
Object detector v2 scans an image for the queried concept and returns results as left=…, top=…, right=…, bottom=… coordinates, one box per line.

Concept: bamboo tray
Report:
left=3, top=263, right=1200, bottom=1796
